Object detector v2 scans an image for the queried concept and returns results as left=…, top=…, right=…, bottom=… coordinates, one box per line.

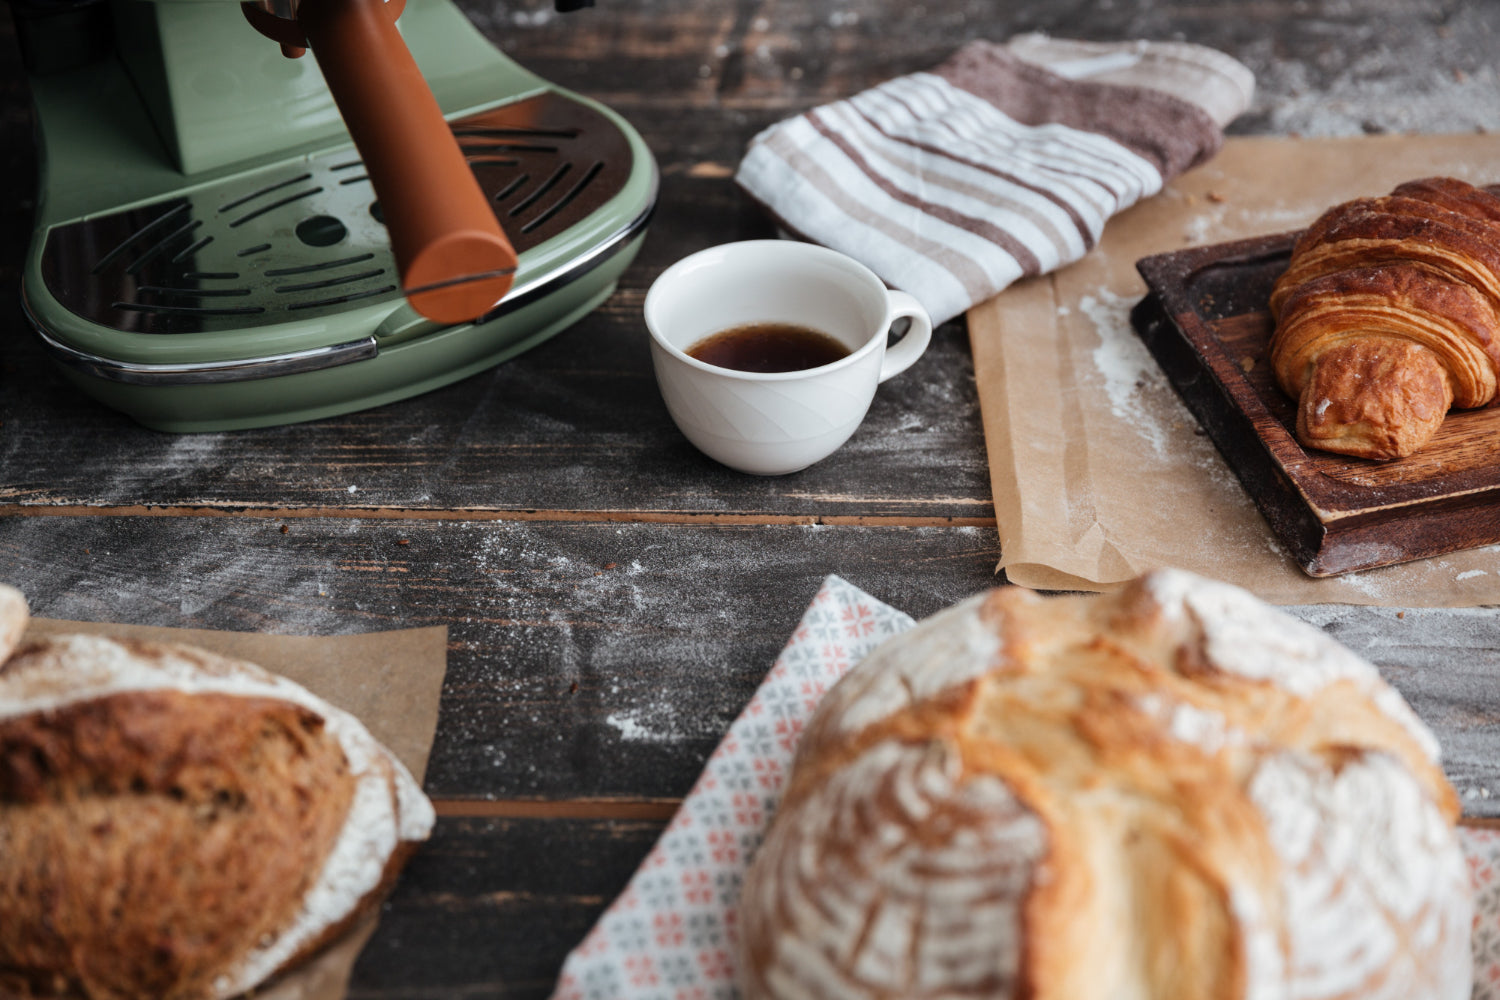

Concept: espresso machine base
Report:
left=17, top=0, right=657, bottom=430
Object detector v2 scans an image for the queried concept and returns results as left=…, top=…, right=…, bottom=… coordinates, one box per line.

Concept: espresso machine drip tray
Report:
left=19, top=0, right=656, bottom=431
left=39, top=92, right=640, bottom=336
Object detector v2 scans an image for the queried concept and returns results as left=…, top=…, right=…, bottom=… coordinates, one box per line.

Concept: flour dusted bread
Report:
left=0, top=585, right=435, bottom=1000
left=738, top=570, right=1470, bottom=1000
left=1268, top=176, right=1500, bottom=459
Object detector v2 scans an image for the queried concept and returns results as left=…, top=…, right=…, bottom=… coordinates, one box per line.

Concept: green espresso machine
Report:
left=14, top=0, right=656, bottom=430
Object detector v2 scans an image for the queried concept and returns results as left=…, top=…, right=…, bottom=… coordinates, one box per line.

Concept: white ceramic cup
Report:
left=644, top=241, right=932, bottom=475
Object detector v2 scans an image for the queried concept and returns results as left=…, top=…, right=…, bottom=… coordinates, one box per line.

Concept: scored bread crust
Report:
left=737, top=570, right=1470, bottom=1000
left=0, top=587, right=435, bottom=1000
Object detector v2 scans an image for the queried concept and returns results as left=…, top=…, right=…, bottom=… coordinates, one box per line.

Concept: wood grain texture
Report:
left=0, top=307, right=989, bottom=519
left=5, top=1, right=1500, bottom=996
left=5, top=513, right=1499, bottom=816
left=347, top=816, right=664, bottom=999
left=1299, top=603, right=1500, bottom=815
left=0, top=513, right=1002, bottom=799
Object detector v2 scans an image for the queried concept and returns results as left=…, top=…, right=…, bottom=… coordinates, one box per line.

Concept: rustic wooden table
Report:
left=3, top=1, right=1500, bottom=996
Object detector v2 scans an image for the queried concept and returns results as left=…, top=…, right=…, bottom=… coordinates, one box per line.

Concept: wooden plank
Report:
left=349, top=815, right=662, bottom=999
left=435, top=798, right=679, bottom=820
left=467, top=0, right=1500, bottom=134
left=1298, top=603, right=1500, bottom=815
left=0, top=299, right=988, bottom=518
left=0, top=513, right=1003, bottom=800
left=5, top=513, right=1500, bottom=817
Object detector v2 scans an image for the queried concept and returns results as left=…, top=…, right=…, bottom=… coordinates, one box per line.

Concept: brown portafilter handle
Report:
left=295, top=0, right=517, bottom=323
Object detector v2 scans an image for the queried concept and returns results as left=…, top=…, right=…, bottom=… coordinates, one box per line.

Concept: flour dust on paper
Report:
left=1066, top=285, right=1289, bottom=570
left=1067, top=287, right=1500, bottom=604
left=1077, top=286, right=1234, bottom=485
left=1080, top=288, right=1180, bottom=458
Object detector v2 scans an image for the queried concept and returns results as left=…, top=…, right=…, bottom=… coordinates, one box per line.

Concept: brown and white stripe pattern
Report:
left=735, top=38, right=1253, bottom=324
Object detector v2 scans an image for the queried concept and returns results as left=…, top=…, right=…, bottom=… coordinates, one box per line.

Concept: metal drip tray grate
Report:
left=39, top=91, right=635, bottom=336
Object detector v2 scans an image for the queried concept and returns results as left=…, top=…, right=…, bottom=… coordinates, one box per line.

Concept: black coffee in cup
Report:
left=687, top=322, right=850, bottom=373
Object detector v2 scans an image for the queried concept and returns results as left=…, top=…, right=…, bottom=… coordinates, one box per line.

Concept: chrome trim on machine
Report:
left=29, top=322, right=380, bottom=386
left=27, top=187, right=656, bottom=386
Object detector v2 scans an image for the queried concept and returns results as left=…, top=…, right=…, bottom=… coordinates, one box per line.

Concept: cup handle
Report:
left=877, top=290, right=933, bottom=383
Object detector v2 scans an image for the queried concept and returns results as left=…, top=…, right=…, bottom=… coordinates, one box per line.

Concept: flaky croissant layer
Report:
left=1269, top=177, right=1500, bottom=460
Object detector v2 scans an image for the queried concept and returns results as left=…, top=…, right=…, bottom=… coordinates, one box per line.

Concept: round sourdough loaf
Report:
left=737, top=570, right=1471, bottom=1000
left=0, top=586, right=435, bottom=1000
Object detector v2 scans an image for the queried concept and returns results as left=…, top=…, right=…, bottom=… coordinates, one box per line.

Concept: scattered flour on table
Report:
left=1083, top=288, right=1173, bottom=455
left=121, top=434, right=228, bottom=502
left=1327, top=546, right=1500, bottom=604
left=1172, top=193, right=1348, bottom=255
left=606, top=708, right=682, bottom=743
left=1289, top=602, right=1500, bottom=649
left=1072, top=286, right=1375, bottom=575
left=1181, top=212, right=1221, bottom=247
left=163, top=434, right=222, bottom=466
left=1249, top=21, right=1500, bottom=138
left=1319, top=567, right=1406, bottom=604
left=508, top=6, right=555, bottom=26
left=1081, top=286, right=1235, bottom=492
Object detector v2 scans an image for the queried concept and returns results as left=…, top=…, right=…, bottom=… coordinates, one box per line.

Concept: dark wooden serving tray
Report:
left=1132, top=232, right=1500, bottom=577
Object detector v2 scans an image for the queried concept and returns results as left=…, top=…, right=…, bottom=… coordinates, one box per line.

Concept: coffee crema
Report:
left=686, top=322, right=851, bottom=374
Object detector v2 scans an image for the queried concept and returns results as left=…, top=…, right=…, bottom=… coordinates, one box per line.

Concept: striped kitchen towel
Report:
left=734, top=34, right=1255, bottom=325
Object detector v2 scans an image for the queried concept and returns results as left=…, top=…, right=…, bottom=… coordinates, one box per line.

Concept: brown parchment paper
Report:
left=19, top=617, right=449, bottom=1000
left=969, top=133, right=1500, bottom=606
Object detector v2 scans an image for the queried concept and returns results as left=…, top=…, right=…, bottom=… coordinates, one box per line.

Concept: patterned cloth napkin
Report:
left=734, top=34, right=1256, bottom=326
left=549, top=575, right=1500, bottom=1000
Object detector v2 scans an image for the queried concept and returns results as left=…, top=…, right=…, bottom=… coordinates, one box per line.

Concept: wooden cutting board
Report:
left=1133, top=233, right=1500, bottom=577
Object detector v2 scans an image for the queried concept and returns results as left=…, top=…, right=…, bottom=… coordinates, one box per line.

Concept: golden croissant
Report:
left=1268, top=176, right=1500, bottom=460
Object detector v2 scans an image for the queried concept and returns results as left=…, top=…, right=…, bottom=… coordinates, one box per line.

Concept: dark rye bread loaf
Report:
left=0, top=586, right=434, bottom=1000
